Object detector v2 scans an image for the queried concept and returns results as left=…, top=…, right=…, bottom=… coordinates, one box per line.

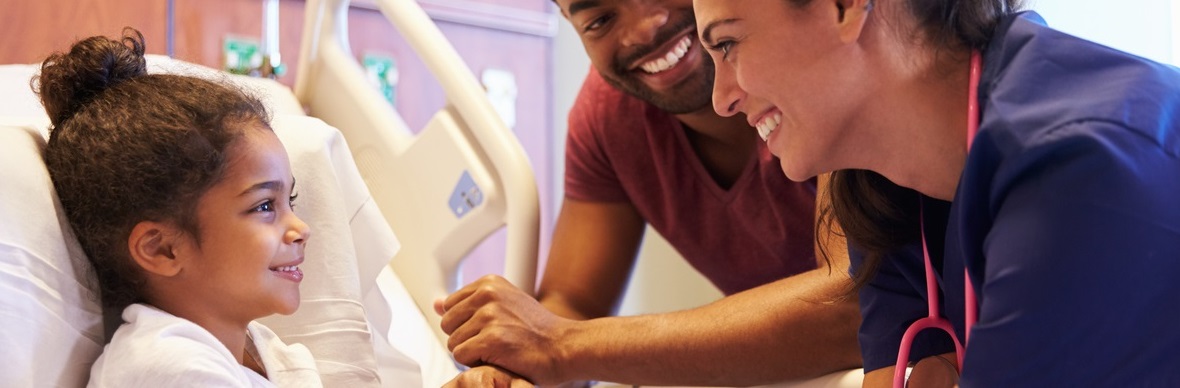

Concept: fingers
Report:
left=440, top=275, right=520, bottom=335
left=443, top=365, right=533, bottom=388
left=450, top=329, right=491, bottom=367
left=443, top=274, right=511, bottom=313
left=434, top=298, right=446, bottom=316
left=446, top=304, right=494, bottom=353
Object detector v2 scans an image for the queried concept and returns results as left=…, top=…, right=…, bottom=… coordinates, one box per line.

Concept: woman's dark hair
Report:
left=811, top=0, right=1022, bottom=289
left=36, top=28, right=270, bottom=312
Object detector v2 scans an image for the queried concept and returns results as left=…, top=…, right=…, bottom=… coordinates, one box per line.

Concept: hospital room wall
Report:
left=0, top=0, right=560, bottom=285
left=549, top=0, right=1179, bottom=316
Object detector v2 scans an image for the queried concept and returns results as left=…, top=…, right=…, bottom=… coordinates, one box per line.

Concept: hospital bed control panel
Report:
left=449, top=171, right=484, bottom=218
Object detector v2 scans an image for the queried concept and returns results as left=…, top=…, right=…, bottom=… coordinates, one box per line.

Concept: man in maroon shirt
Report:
left=436, top=0, right=861, bottom=385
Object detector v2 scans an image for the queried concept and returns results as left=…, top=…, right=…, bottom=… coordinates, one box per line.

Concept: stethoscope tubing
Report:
left=891, top=50, right=983, bottom=388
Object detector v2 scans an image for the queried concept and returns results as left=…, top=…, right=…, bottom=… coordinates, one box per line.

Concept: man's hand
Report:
left=443, top=365, right=534, bottom=388
left=436, top=275, right=576, bottom=385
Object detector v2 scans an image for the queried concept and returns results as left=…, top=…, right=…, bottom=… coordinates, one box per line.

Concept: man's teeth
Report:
left=756, top=113, right=782, bottom=141
left=640, top=36, right=692, bottom=74
left=272, top=266, right=298, bottom=272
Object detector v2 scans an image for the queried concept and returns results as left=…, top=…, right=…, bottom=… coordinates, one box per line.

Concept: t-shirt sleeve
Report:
left=563, top=71, right=630, bottom=202
left=960, top=121, right=1180, bottom=385
left=852, top=247, right=956, bottom=372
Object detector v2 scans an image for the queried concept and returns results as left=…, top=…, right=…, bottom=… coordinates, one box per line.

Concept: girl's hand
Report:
left=444, top=365, right=534, bottom=388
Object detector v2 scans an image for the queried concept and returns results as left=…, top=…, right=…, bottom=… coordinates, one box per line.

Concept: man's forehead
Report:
left=556, top=0, right=596, bottom=17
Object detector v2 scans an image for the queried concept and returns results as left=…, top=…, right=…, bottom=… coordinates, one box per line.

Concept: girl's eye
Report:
left=289, top=192, right=299, bottom=209
left=253, top=200, right=275, bottom=213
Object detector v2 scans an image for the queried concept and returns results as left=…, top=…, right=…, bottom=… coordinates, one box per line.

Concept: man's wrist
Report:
left=551, top=318, right=595, bottom=383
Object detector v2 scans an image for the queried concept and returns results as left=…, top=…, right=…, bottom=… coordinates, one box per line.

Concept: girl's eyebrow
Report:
left=238, top=176, right=297, bottom=197
left=239, top=180, right=282, bottom=197
left=700, top=18, right=740, bottom=46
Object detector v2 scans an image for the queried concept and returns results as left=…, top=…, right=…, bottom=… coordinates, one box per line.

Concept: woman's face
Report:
left=694, top=0, right=872, bottom=181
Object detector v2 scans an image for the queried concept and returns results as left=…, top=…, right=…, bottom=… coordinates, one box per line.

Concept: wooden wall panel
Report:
left=172, top=0, right=304, bottom=85
left=354, top=0, right=554, bottom=16
left=0, top=0, right=167, bottom=64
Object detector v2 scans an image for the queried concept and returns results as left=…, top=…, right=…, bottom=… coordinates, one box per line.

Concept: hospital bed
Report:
left=1, top=0, right=534, bottom=386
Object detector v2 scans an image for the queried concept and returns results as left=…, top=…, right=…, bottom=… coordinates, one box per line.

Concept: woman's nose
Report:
left=712, top=63, right=743, bottom=117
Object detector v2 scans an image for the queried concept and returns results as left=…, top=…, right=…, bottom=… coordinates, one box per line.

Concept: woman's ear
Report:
left=834, top=0, right=872, bottom=43
left=128, top=221, right=185, bottom=277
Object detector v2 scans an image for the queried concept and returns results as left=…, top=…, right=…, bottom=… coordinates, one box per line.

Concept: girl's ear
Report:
left=127, top=221, right=185, bottom=277
left=834, top=0, right=872, bottom=43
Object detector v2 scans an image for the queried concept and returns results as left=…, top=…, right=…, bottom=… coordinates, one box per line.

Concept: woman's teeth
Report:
left=756, top=113, right=782, bottom=141
left=272, top=265, right=299, bottom=272
left=640, top=36, right=692, bottom=74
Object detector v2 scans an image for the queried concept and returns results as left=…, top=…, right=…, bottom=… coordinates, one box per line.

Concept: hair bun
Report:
left=36, top=28, right=148, bottom=127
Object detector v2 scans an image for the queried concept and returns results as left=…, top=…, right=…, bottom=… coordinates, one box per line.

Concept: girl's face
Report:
left=175, top=127, right=309, bottom=322
left=694, top=0, right=873, bottom=181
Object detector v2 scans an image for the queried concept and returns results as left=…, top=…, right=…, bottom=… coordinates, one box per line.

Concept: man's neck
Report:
left=673, top=107, right=755, bottom=147
left=672, top=107, right=758, bottom=188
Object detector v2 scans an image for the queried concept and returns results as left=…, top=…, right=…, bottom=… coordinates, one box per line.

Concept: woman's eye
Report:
left=709, top=40, right=735, bottom=58
left=253, top=200, right=275, bottom=213
left=289, top=192, right=299, bottom=209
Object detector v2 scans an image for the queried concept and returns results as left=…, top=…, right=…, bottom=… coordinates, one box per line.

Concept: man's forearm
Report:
left=539, top=292, right=603, bottom=321
left=551, top=267, right=863, bottom=386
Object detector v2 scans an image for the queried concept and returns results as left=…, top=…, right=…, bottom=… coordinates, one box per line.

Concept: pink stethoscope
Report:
left=891, top=50, right=983, bottom=388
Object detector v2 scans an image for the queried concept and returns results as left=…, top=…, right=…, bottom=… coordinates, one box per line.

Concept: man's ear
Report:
left=127, top=221, right=185, bottom=277
left=834, top=0, right=872, bottom=43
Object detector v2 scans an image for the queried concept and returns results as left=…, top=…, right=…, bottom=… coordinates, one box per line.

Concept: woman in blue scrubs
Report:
left=693, top=0, right=1180, bottom=386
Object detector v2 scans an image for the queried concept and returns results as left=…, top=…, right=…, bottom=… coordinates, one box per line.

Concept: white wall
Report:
left=1027, top=0, right=1174, bottom=64
left=551, top=16, right=588, bottom=208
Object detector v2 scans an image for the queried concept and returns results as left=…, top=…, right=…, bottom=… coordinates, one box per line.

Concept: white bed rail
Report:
left=293, top=0, right=540, bottom=344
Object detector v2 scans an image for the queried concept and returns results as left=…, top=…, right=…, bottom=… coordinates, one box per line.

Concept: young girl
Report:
left=38, top=29, right=322, bottom=387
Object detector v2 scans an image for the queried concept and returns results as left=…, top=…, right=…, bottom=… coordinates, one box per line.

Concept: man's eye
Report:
left=584, top=14, right=613, bottom=32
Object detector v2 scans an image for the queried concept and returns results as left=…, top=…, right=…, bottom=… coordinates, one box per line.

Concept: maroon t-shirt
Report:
left=564, top=70, right=818, bottom=295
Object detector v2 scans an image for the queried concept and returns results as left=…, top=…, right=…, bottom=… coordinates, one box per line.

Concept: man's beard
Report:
left=598, top=11, right=715, bottom=115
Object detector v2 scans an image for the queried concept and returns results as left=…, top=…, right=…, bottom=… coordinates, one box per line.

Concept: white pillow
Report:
left=0, top=123, right=104, bottom=387
left=261, top=114, right=392, bottom=386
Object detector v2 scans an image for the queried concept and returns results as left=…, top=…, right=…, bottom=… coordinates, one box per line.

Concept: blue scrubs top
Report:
left=851, top=11, right=1180, bottom=386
